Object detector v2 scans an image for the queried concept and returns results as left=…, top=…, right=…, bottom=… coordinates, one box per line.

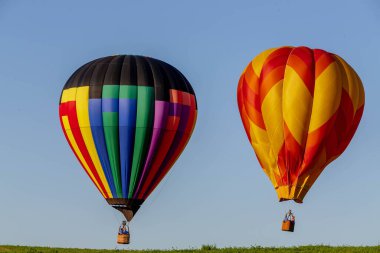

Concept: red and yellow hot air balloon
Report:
left=237, top=46, right=364, bottom=205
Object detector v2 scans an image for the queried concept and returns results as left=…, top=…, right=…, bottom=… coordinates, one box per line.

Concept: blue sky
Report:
left=0, top=0, right=379, bottom=250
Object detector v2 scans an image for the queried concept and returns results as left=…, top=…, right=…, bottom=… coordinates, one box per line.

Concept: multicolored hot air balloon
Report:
left=59, top=55, right=197, bottom=223
left=237, top=46, right=364, bottom=203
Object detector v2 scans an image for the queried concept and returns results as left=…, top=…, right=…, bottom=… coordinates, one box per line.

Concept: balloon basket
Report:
left=281, top=220, right=295, bottom=232
left=117, top=234, right=130, bottom=244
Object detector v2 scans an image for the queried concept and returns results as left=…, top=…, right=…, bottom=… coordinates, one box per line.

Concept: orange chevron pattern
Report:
left=237, top=46, right=365, bottom=203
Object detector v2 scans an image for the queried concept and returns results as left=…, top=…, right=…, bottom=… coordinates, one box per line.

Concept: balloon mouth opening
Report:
left=275, top=185, right=308, bottom=204
left=106, top=198, right=144, bottom=222
left=279, top=198, right=303, bottom=204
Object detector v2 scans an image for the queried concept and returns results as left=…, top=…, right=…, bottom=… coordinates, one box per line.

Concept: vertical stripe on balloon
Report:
left=128, top=86, right=154, bottom=197
left=119, top=85, right=137, bottom=198
left=102, top=85, right=122, bottom=197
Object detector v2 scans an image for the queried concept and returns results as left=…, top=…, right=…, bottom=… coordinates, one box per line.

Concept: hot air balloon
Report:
left=59, top=55, right=197, bottom=243
left=237, top=46, right=364, bottom=231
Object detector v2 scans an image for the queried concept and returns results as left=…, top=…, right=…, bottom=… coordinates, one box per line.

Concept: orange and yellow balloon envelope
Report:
left=237, top=46, right=364, bottom=203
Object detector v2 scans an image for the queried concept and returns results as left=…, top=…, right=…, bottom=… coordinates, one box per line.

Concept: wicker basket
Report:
left=281, top=220, right=295, bottom=232
left=117, top=233, right=130, bottom=244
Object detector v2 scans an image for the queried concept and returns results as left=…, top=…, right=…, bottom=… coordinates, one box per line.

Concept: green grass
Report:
left=0, top=245, right=379, bottom=253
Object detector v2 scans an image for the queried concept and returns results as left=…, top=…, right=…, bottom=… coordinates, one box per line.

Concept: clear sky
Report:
left=0, top=0, right=379, bottom=250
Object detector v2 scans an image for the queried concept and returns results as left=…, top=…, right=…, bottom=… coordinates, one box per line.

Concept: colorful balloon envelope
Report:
left=59, top=55, right=197, bottom=220
left=237, top=46, right=364, bottom=203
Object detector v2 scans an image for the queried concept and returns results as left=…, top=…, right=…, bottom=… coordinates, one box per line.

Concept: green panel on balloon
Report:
left=103, top=113, right=122, bottom=198
left=128, top=86, right=154, bottom=197
left=103, top=85, right=120, bottom=98
left=120, top=85, right=137, bottom=99
left=102, top=85, right=122, bottom=197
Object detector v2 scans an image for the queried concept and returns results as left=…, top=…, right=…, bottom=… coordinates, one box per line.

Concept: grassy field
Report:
left=0, top=245, right=379, bottom=253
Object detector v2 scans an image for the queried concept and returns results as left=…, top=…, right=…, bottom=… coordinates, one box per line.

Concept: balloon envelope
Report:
left=59, top=55, right=197, bottom=220
left=237, top=46, right=364, bottom=203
